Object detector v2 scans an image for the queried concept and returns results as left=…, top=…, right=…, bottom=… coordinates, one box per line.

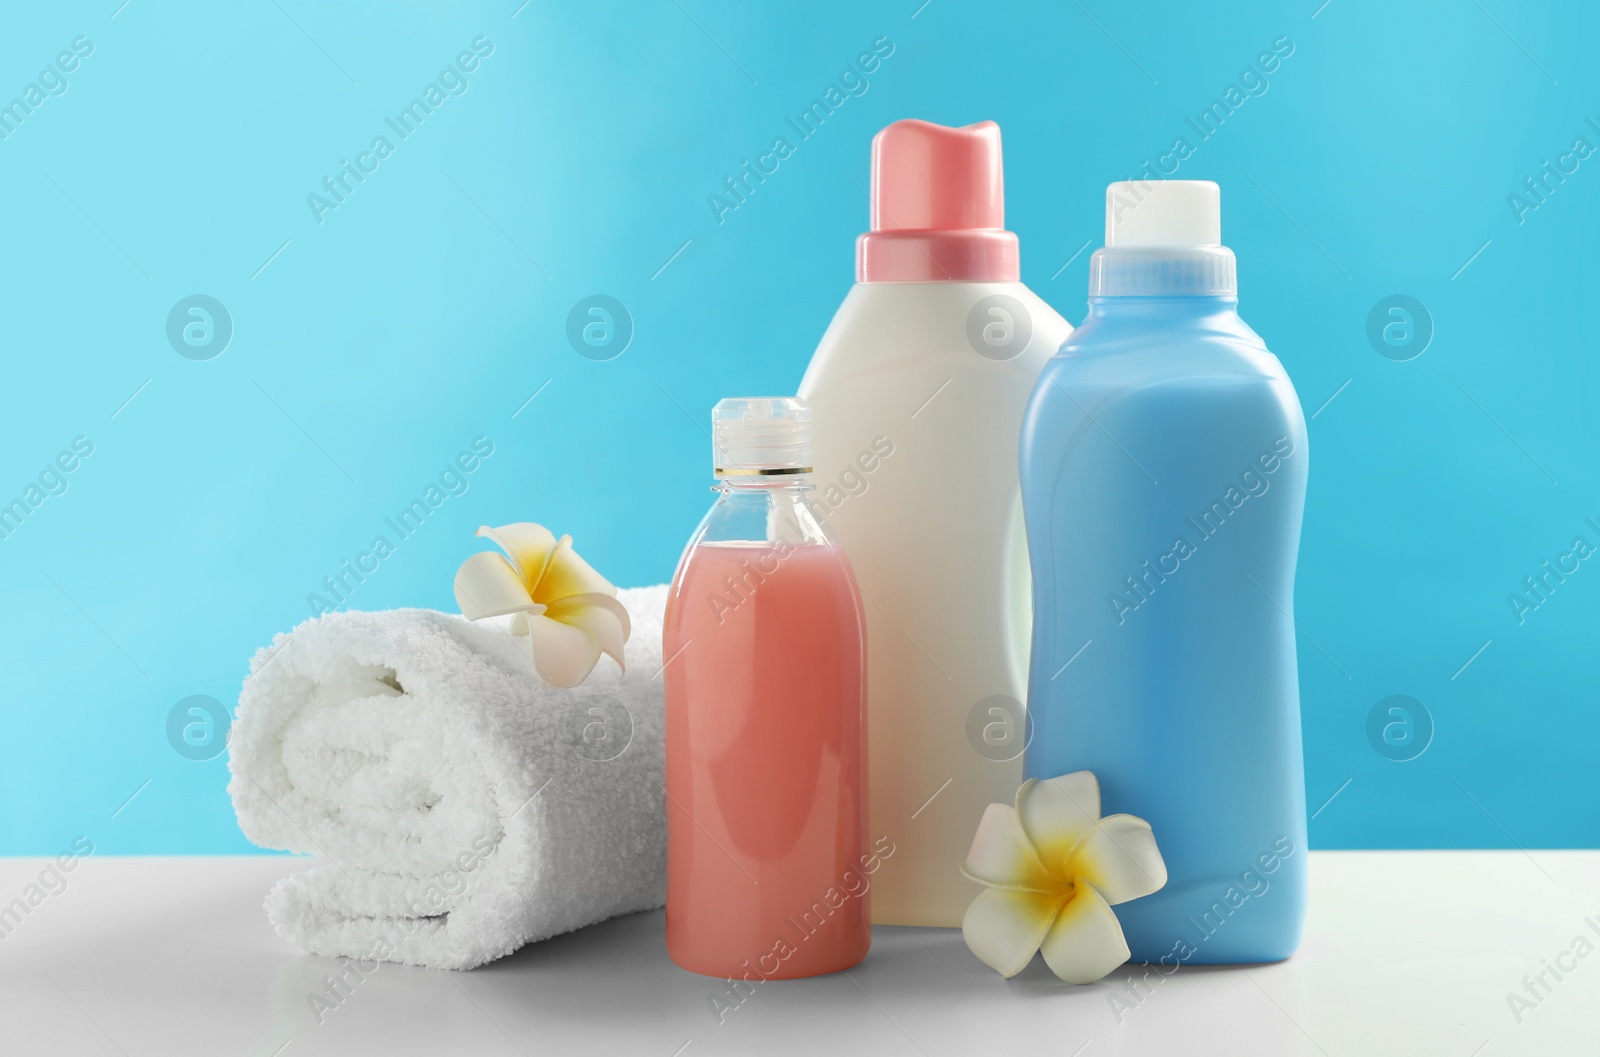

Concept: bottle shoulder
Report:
left=1023, top=310, right=1306, bottom=457
left=1039, top=308, right=1288, bottom=391
left=689, top=486, right=837, bottom=548
left=799, top=281, right=1074, bottom=397
left=1027, top=352, right=1304, bottom=434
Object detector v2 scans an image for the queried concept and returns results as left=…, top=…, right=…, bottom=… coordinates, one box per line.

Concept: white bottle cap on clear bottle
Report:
left=1090, top=180, right=1237, bottom=297
left=712, top=397, right=813, bottom=477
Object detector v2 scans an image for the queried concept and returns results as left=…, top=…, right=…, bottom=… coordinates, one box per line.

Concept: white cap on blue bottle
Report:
left=1106, top=180, right=1221, bottom=247
left=1090, top=180, right=1237, bottom=297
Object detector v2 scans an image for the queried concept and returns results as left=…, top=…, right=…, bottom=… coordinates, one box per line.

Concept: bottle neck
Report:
left=1085, top=294, right=1240, bottom=321
left=1088, top=245, right=1236, bottom=298
left=856, top=230, right=1020, bottom=282
left=699, top=474, right=832, bottom=548
left=1066, top=294, right=1257, bottom=351
left=713, top=472, right=814, bottom=494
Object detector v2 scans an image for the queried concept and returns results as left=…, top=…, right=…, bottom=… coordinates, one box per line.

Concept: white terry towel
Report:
left=227, top=585, right=667, bottom=970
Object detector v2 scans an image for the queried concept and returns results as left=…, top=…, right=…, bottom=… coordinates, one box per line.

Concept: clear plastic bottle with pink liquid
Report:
left=664, top=397, right=871, bottom=980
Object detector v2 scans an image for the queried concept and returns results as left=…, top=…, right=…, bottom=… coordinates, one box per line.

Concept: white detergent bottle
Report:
left=797, top=118, right=1072, bottom=927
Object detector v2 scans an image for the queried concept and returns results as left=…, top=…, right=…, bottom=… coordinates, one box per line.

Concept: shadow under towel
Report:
left=227, top=585, right=667, bottom=970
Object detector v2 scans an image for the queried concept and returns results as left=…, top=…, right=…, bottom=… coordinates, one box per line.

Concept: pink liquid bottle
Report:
left=664, top=397, right=871, bottom=979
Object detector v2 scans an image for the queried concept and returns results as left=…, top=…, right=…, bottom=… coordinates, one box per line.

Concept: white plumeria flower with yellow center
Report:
left=453, top=523, right=631, bottom=688
left=961, top=771, right=1167, bottom=984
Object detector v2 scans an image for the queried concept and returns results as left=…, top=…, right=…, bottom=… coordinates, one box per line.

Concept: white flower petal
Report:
left=521, top=612, right=602, bottom=688
left=961, top=886, right=1064, bottom=978
left=961, top=803, right=1054, bottom=892
left=477, top=523, right=558, bottom=590
left=1038, top=883, right=1130, bottom=984
left=546, top=592, right=631, bottom=670
left=454, top=551, right=544, bottom=619
left=1066, top=814, right=1167, bottom=906
left=537, top=534, right=618, bottom=603
left=1017, top=772, right=1102, bottom=875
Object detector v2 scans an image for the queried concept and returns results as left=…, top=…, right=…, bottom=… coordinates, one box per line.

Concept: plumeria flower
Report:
left=961, top=771, right=1167, bottom=984
left=453, top=523, right=631, bottom=688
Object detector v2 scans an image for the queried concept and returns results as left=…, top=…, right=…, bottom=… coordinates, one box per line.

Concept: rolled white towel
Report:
left=227, top=585, right=667, bottom=970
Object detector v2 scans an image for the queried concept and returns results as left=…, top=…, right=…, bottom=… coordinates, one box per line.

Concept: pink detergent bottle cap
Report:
left=857, top=119, right=1020, bottom=283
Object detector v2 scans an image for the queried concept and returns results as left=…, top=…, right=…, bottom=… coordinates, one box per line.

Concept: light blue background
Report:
left=1, top=0, right=1594, bottom=854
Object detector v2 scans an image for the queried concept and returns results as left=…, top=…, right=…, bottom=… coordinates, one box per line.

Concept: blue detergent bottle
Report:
left=1020, top=181, right=1308, bottom=964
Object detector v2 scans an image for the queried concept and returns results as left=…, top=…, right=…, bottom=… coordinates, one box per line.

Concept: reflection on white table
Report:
left=0, top=851, right=1594, bottom=1056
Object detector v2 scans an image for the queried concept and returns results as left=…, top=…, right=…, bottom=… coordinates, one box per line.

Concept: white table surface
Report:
left=0, top=851, right=1593, bottom=1056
